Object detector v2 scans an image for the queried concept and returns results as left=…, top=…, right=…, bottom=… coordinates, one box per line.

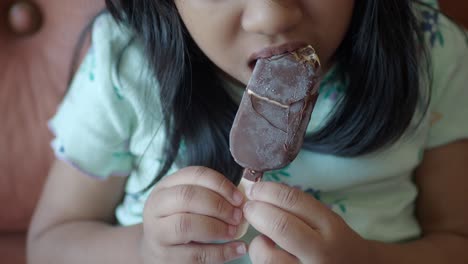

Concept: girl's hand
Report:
left=243, top=181, right=375, bottom=264
left=140, top=166, right=247, bottom=264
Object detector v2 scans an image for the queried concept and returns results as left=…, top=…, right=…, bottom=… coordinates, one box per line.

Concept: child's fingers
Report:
left=243, top=200, right=320, bottom=259
left=152, top=185, right=243, bottom=226
left=249, top=235, right=299, bottom=264
left=153, top=166, right=244, bottom=207
left=154, top=213, right=239, bottom=245
left=163, top=241, right=247, bottom=264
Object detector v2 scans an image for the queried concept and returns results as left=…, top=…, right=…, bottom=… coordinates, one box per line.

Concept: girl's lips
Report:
left=248, top=41, right=309, bottom=70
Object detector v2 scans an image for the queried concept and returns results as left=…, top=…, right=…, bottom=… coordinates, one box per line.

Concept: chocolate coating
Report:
left=230, top=46, right=321, bottom=181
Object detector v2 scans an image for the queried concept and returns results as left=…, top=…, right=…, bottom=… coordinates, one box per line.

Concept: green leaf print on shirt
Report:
left=264, top=165, right=291, bottom=181
left=86, top=48, right=96, bottom=81
left=112, top=151, right=134, bottom=158
left=322, top=83, right=345, bottom=102
left=421, top=0, right=438, bottom=8
left=111, top=139, right=133, bottom=158
left=318, top=66, right=339, bottom=94
left=303, top=188, right=348, bottom=214
left=113, top=85, right=124, bottom=100
left=421, top=8, right=445, bottom=47
left=318, top=64, right=348, bottom=103
left=78, top=46, right=96, bottom=81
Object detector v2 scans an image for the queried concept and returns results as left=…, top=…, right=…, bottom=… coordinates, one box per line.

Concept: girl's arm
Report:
left=27, top=160, right=143, bottom=264
left=370, top=139, right=468, bottom=263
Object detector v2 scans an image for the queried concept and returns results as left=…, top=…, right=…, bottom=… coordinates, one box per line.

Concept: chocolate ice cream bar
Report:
left=230, top=45, right=321, bottom=182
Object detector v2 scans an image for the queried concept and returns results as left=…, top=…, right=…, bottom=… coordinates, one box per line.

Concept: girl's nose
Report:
left=241, top=0, right=302, bottom=36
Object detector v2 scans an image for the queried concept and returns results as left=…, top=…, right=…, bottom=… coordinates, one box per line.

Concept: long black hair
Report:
left=104, top=0, right=431, bottom=186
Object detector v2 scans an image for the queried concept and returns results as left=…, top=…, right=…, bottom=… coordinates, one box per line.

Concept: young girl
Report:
left=27, top=0, right=468, bottom=263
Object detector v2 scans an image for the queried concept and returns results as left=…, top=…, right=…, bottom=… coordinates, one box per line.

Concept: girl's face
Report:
left=175, top=0, right=355, bottom=85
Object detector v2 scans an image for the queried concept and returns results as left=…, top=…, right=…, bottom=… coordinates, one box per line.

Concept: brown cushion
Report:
left=0, top=0, right=103, bottom=232
left=440, top=0, right=468, bottom=28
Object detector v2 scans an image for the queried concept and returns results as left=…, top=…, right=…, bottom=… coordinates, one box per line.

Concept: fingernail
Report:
left=233, top=208, right=242, bottom=222
left=233, top=190, right=243, bottom=204
left=245, top=184, right=254, bottom=200
left=236, top=244, right=246, bottom=255
left=243, top=201, right=252, bottom=214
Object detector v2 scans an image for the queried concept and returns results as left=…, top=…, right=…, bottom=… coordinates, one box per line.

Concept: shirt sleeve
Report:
left=425, top=10, right=468, bottom=148
left=49, top=14, right=138, bottom=179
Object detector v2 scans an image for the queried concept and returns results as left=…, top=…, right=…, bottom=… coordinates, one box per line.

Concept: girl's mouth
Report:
left=247, top=41, right=309, bottom=70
